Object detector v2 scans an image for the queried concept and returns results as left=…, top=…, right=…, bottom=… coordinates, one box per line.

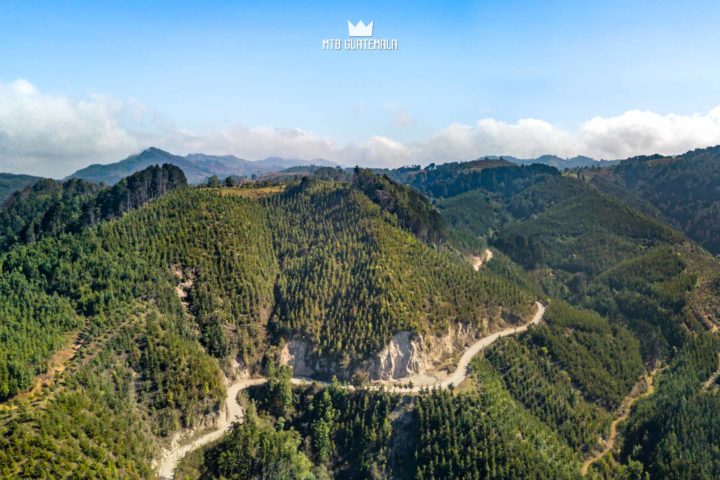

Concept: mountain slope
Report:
left=265, top=178, right=533, bottom=374
left=0, top=165, right=188, bottom=400
left=0, top=164, right=187, bottom=251
left=69, top=148, right=196, bottom=184
left=0, top=173, right=44, bottom=202
left=408, top=162, right=705, bottom=361
left=586, top=145, right=720, bottom=254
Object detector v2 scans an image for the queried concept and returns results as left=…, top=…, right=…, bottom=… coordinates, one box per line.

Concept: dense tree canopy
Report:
left=1, top=161, right=719, bottom=480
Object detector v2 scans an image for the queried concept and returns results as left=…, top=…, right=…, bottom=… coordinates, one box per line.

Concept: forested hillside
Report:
left=353, top=168, right=447, bottom=243
left=0, top=165, right=541, bottom=478
left=100, top=188, right=278, bottom=365
left=586, top=145, right=720, bottom=254
left=0, top=164, right=188, bottom=400
left=385, top=158, right=720, bottom=479
left=618, top=333, right=720, bottom=478
left=0, top=203, right=227, bottom=476
left=0, top=173, right=43, bottom=202
left=384, top=160, right=558, bottom=199
left=0, top=164, right=187, bottom=251
left=416, top=162, right=703, bottom=365
left=4, top=166, right=530, bottom=404
left=1, top=158, right=719, bottom=480
left=265, top=176, right=532, bottom=373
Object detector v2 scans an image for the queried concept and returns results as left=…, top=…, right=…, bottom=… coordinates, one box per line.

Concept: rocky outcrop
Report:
left=279, top=338, right=322, bottom=377
left=280, top=338, right=315, bottom=376
left=371, top=331, right=424, bottom=379
left=369, top=323, right=484, bottom=380
left=279, top=321, right=501, bottom=381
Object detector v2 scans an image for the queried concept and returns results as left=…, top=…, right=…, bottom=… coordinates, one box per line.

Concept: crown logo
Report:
left=347, top=20, right=374, bottom=37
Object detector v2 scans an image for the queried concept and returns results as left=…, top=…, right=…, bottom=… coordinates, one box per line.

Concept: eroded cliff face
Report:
left=279, top=321, right=488, bottom=381
left=369, top=322, right=484, bottom=380
left=279, top=338, right=318, bottom=377
left=371, top=331, right=424, bottom=379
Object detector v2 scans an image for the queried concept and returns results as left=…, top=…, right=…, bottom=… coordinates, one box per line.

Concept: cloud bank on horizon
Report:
left=3, top=79, right=720, bottom=177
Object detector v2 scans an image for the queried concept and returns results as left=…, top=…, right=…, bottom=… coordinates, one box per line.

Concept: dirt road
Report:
left=580, top=366, right=662, bottom=475
left=156, top=301, right=545, bottom=478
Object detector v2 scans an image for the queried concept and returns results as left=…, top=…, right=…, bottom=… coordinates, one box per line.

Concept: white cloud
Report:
left=0, top=79, right=139, bottom=175
left=579, top=107, right=720, bottom=159
left=412, top=119, right=581, bottom=164
left=156, top=126, right=340, bottom=162
left=339, top=136, right=413, bottom=167
left=2, top=79, right=720, bottom=176
left=408, top=109, right=720, bottom=164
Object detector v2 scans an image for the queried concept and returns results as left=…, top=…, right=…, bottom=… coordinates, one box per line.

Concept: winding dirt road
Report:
left=580, top=366, right=662, bottom=475
left=384, top=301, right=544, bottom=393
left=155, top=378, right=265, bottom=479
left=156, top=301, right=544, bottom=478
left=432, top=301, right=543, bottom=390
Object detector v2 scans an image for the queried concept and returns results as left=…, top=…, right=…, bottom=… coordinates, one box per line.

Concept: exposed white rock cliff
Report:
left=278, top=314, right=528, bottom=383
left=279, top=323, right=497, bottom=381
left=372, top=331, right=425, bottom=380
left=370, top=322, right=486, bottom=380
left=279, top=338, right=316, bottom=377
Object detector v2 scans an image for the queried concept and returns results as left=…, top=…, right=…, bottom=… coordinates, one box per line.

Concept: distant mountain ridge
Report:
left=0, top=173, right=44, bottom=202
left=65, top=148, right=613, bottom=187
left=476, top=154, right=619, bottom=170
left=68, top=147, right=340, bottom=184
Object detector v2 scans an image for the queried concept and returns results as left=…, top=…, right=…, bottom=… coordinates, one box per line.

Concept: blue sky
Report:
left=2, top=0, right=720, bottom=175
